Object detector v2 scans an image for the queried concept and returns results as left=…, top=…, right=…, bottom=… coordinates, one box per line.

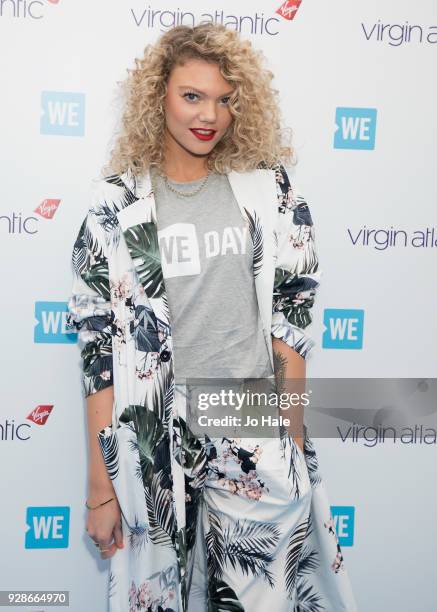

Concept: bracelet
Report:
left=85, top=496, right=115, bottom=510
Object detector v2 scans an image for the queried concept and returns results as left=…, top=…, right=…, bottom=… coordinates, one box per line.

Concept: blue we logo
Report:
left=323, top=308, right=364, bottom=349
left=40, top=91, right=85, bottom=136
left=34, top=301, right=77, bottom=344
left=25, top=506, right=70, bottom=549
left=331, top=506, right=355, bottom=546
left=334, top=107, right=377, bottom=150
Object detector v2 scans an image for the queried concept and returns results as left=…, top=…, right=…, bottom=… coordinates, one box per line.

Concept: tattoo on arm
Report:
left=273, top=348, right=287, bottom=394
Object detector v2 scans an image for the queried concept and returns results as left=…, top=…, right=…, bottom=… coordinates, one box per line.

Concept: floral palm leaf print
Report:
left=273, top=161, right=314, bottom=224
left=206, top=510, right=281, bottom=589
left=293, top=580, right=325, bottom=612
left=98, top=429, right=119, bottom=480
left=292, top=200, right=313, bottom=227
left=128, top=515, right=149, bottom=555
left=124, top=222, right=165, bottom=299
left=81, top=339, right=113, bottom=395
left=206, top=438, right=267, bottom=500
left=119, top=405, right=165, bottom=487
left=285, top=517, right=311, bottom=596
left=323, top=516, right=345, bottom=573
left=145, top=470, right=175, bottom=547
left=72, top=217, right=110, bottom=299
left=243, top=207, right=263, bottom=278
left=108, top=571, right=117, bottom=600
left=161, top=379, right=174, bottom=434
left=130, top=305, right=162, bottom=353
left=172, top=416, right=206, bottom=473
left=128, top=566, right=178, bottom=611
left=302, top=433, right=322, bottom=488
left=174, top=527, right=187, bottom=599
left=274, top=163, right=294, bottom=215
left=119, top=405, right=176, bottom=547
left=208, top=579, right=244, bottom=612
left=91, top=201, right=121, bottom=251
left=105, top=171, right=142, bottom=216
left=172, top=417, right=209, bottom=550
left=273, top=271, right=318, bottom=329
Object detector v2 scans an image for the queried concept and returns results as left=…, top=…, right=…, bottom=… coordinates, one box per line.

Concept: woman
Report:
left=67, top=23, right=357, bottom=612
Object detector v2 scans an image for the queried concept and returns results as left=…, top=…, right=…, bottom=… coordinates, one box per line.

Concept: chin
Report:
left=184, top=141, right=217, bottom=155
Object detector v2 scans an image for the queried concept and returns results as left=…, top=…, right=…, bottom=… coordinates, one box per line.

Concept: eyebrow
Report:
left=178, top=86, right=234, bottom=97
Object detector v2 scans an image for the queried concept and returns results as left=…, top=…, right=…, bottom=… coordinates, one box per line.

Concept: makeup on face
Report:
left=178, top=84, right=234, bottom=137
left=189, top=128, right=217, bottom=141
left=163, top=59, right=235, bottom=170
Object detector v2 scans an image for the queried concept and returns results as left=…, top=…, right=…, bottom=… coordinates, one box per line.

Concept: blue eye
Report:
left=183, top=92, right=231, bottom=106
left=183, top=92, right=199, bottom=102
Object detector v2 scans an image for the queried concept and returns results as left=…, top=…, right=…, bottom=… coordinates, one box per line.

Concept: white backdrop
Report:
left=1, top=1, right=436, bottom=610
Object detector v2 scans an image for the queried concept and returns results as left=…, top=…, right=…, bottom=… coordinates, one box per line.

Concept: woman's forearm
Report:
left=86, top=385, right=115, bottom=501
left=272, top=336, right=306, bottom=451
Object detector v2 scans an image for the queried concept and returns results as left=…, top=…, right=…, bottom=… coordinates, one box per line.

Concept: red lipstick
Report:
left=190, top=129, right=216, bottom=141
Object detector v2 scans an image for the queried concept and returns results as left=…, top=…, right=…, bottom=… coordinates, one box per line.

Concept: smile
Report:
left=190, top=129, right=216, bottom=141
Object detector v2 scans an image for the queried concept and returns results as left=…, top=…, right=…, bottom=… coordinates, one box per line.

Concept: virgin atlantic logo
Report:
left=1, top=405, right=54, bottom=441
left=26, top=405, right=54, bottom=426
left=276, top=0, right=302, bottom=21
left=130, top=2, right=303, bottom=35
left=34, top=199, right=61, bottom=220
left=1, top=199, right=60, bottom=235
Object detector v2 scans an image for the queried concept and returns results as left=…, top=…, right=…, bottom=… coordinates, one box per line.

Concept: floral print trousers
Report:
left=173, top=385, right=358, bottom=612
left=187, top=434, right=312, bottom=611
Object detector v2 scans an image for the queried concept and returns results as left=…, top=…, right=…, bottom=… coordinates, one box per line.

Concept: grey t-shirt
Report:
left=153, top=169, right=273, bottom=384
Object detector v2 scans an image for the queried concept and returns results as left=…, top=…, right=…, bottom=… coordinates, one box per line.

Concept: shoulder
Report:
left=91, top=167, right=136, bottom=201
left=232, top=162, right=313, bottom=225
left=255, top=159, right=296, bottom=202
left=84, top=167, right=139, bottom=221
left=73, top=170, right=134, bottom=248
left=267, top=161, right=314, bottom=227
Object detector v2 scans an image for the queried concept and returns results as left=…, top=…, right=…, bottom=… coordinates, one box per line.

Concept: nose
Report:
left=198, top=100, right=217, bottom=124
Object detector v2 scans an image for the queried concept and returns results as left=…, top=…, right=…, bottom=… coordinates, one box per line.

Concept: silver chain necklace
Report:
left=153, top=168, right=211, bottom=197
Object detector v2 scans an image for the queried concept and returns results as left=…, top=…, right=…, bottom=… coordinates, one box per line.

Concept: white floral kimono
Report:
left=67, top=163, right=358, bottom=611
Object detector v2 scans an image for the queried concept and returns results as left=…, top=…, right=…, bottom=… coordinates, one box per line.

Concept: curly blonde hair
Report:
left=103, top=22, right=296, bottom=177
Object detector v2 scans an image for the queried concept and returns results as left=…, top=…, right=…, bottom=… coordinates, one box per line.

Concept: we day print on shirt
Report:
left=158, top=222, right=248, bottom=278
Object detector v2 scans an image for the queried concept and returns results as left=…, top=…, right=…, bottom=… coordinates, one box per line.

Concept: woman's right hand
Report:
left=84, top=386, right=123, bottom=559
left=86, top=494, right=124, bottom=560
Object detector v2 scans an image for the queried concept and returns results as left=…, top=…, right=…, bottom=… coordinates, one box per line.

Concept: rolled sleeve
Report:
left=271, top=163, right=322, bottom=360
left=66, top=211, right=114, bottom=397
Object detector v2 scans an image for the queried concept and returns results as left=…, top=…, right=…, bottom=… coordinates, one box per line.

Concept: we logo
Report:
left=40, top=91, right=85, bottom=136
left=34, top=301, right=77, bottom=344
left=322, top=308, right=364, bottom=349
left=158, top=223, right=200, bottom=278
left=25, top=506, right=70, bottom=549
left=331, top=506, right=355, bottom=546
left=334, top=107, right=377, bottom=150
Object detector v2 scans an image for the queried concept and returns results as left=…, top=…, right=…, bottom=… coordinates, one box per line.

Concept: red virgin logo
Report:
left=26, top=405, right=54, bottom=426
left=276, top=0, right=302, bottom=21
left=34, top=199, right=61, bottom=220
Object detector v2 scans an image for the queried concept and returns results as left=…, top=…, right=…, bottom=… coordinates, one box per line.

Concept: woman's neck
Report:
left=162, top=138, right=210, bottom=182
left=162, top=163, right=209, bottom=183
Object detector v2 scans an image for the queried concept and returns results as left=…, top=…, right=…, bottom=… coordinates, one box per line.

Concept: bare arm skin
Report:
left=86, top=385, right=115, bottom=499
left=85, top=385, right=124, bottom=559
left=272, top=337, right=305, bottom=453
